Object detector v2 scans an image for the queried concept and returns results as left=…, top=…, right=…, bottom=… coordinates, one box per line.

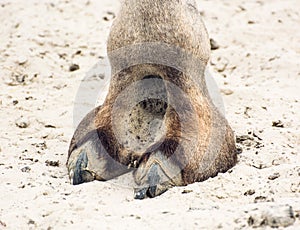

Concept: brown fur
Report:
left=67, top=0, right=237, bottom=198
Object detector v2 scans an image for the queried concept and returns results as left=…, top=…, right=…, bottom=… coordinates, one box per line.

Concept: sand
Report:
left=0, top=0, right=299, bottom=229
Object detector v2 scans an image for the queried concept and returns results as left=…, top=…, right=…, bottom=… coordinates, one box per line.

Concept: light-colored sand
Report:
left=0, top=0, right=299, bottom=229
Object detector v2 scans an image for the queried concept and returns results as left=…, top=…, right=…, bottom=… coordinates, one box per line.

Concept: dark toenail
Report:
left=134, top=188, right=148, bottom=200
left=146, top=185, right=157, bottom=198
left=73, top=151, right=88, bottom=185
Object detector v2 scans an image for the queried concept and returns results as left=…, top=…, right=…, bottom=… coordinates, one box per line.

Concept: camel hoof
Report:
left=71, top=151, right=95, bottom=185
left=134, top=163, right=168, bottom=199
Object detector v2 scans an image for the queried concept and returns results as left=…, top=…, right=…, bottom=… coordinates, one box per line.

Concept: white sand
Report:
left=0, top=0, right=299, bottom=229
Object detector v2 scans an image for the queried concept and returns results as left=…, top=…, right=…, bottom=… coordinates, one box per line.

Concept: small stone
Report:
left=244, top=189, right=255, bottom=196
left=33, top=142, right=47, bottom=150
left=238, top=5, right=246, bottom=11
left=15, top=117, right=29, bottom=128
left=28, top=219, right=35, bottom=225
left=221, top=89, right=234, bottom=95
left=17, top=56, right=28, bottom=65
left=244, top=106, right=251, bottom=118
left=13, top=100, right=19, bottom=105
left=290, top=182, right=300, bottom=193
left=210, top=38, right=220, bottom=50
left=75, top=50, right=82, bottom=55
left=34, top=37, right=45, bottom=46
left=25, top=96, right=33, bottom=100
left=236, top=146, right=243, bottom=154
left=45, top=124, right=56, bottom=128
left=15, top=74, right=27, bottom=83
left=103, top=11, right=115, bottom=21
left=19, top=184, right=26, bottom=189
left=182, top=189, right=193, bottom=194
left=254, top=196, right=274, bottom=203
left=69, top=64, right=80, bottom=72
left=21, top=166, right=31, bottom=173
left=45, top=160, right=60, bottom=167
left=268, top=172, right=280, bottom=180
left=58, top=53, right=67, bottom=59
left=272, top=120, right=284, bottom=128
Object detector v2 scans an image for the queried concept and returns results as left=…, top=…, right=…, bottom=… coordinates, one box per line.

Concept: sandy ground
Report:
left=0, top=0, right=299, bottom=229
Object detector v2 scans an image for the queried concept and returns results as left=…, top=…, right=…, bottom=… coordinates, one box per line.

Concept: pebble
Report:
left=272, top=120, right=284, bottom=128
left=268, top=172, right=280, bottom=180
left=290, top=182, right=300, bottom=193
left=15, top=117, right=29, bottom=128
left=103, top=11, right=116, bottom=21
left=210, top=38, right=220, bottom=50
left=45, top=124, right=56, bottom=128
left=21, top=166, right=31, bottom=173
left=34, top=37, right=45, bottom=46
left=69, top=64, right=80, bottom=72
left=244, top=189, right=255, bottom=196
left=221, top=89, right=234, bottom=95
left=15, top=74, right=27, bottom=83
left=182, top=189, right=193, bottom=194
left=17, top=56, right=28, bottom=65
left=45, top=160, right=60, bottom=167
left=254, top=196, right=274, bottom=203
left=28, top=219, right=35, bottom=225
